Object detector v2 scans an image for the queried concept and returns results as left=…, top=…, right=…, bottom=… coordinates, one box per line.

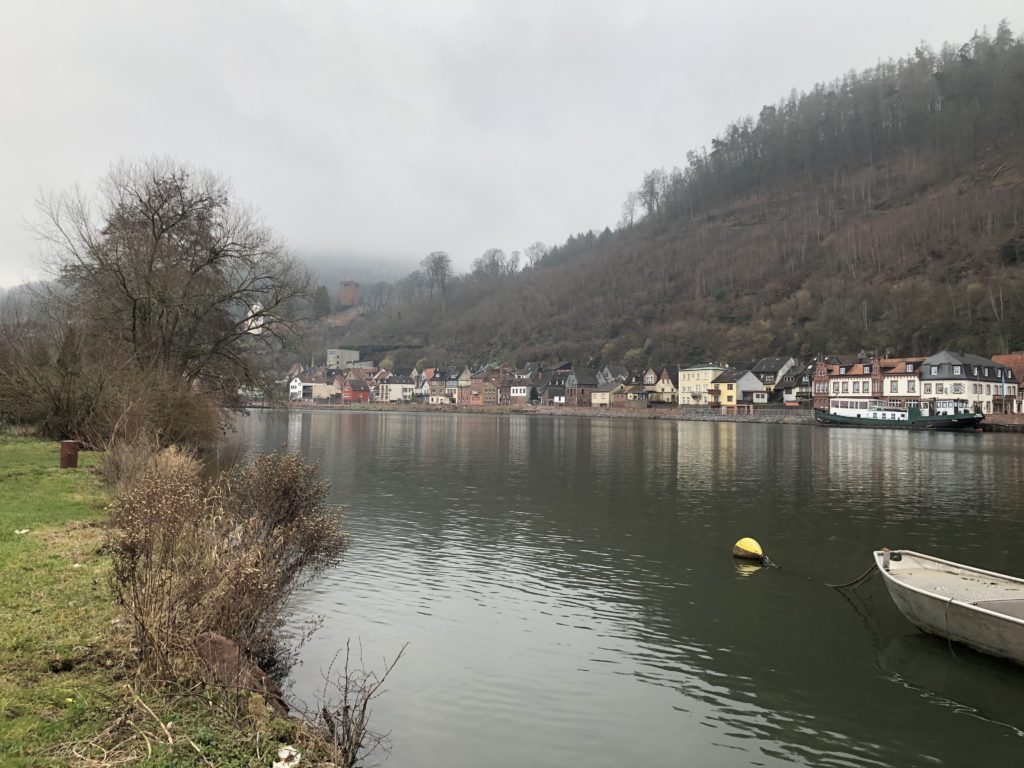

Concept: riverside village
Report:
left=286, top=345, right=1022, bottom=421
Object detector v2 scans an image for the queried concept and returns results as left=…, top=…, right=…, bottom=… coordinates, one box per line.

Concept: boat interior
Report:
left=882, top=552, right=1024, bottom=621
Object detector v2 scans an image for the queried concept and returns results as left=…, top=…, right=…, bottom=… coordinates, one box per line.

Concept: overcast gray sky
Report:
left=1, top=0, right=1020, bottom=287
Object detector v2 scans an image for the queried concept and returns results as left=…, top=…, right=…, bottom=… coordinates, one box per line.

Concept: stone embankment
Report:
left=266, top=401, right=816, bottom=425
left=982, top=414, right=1024, bottom=432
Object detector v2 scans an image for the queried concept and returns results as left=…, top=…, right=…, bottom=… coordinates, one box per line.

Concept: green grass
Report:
left=0, top=436, right=117, bottom=766
left=0, top=436, right=317, bottom=766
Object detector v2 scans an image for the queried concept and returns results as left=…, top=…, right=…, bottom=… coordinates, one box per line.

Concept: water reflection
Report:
left=233, top=412, right=1024, bottom=768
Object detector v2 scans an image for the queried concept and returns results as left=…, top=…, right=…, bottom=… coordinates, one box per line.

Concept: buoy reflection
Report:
left=735, top=562, right=762, bottom=578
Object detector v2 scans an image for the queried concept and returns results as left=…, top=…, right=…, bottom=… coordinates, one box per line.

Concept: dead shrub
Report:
left=109, top=449, right=348, bottom=685
left=101, top=431, right=162, bottom=488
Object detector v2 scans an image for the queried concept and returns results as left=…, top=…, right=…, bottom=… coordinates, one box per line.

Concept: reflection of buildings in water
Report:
left=548, top=415, right=569, bottom=458
left=674, top=422, right=737, bottom=496
left=587, top=418, right=616, bottom=481
left=286, top=410, right=305, bottom=451
left=809, top=426, right=832, bottom=488
left=640, top=419, right=676, bottom=482
left=820, top=429, right=1014, bottom=522
left=507, top=415, right=530, bottom=466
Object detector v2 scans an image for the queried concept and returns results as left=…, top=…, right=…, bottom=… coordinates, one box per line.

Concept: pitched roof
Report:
left=713, top=369, right=750, bottom=383
left=922, top=351, right=1019, bottom=382
left=752, top=357, right=792, bottom=374
left=603, top=364, right=629, bottom=379
left=725, top=360, right=756, bottom=371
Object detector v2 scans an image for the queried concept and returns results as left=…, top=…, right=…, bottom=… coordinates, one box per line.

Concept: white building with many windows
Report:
left=920, top=351, right=1019, bottom=414
left=814, top=352, right=1019, bottom=415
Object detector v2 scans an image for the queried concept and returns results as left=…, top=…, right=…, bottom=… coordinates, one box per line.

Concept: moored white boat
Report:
left=874, top=550, right=1024, bottom=665
left=815, top=398, right=983, bottom=429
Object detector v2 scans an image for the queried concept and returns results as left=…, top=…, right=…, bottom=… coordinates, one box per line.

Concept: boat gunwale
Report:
left=873, top=549, right=1024, bottom=629
left=872, top=552, right=1024, bottom=630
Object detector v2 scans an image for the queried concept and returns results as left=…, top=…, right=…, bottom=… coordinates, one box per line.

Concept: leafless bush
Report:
left=100, top=431, right=162, bottom=488
left=109, top=449, right=348, bottom=683
left=307, top=641, right=407, bottom=768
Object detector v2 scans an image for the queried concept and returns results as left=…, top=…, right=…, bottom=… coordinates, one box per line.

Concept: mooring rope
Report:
left=826, top=562, right=879, bottom=590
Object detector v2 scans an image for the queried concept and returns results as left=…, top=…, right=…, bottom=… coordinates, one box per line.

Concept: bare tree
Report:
left=619, top=192, right=639, bottom=228
left=637, top=168, right=667, bottom=217
left=364, top=281, right=393, bottom=311
left=472, top=248, right=507, bottom=279
left=420, top=251, right=452, bottom=297
left=35, top=157, right=312, bottom=409
left=524, top=241, right=549, bottom=268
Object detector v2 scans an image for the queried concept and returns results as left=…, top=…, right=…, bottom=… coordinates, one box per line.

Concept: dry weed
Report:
left=109, top=450, right=348, bottom=684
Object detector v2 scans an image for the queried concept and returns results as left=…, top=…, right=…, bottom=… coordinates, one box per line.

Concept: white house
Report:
left=378, top=376, right=416, bottom=403
left=920, top=351, right=1019, bottom=414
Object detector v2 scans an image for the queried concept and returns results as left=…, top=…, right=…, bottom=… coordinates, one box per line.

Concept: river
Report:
left=230, top=410, right=1024, bottom=768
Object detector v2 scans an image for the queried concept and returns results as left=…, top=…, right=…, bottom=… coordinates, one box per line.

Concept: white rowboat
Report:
left=874, top=549, right=1024, bottom=666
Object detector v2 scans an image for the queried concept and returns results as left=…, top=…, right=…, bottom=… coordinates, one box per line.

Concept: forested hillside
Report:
left=333, top=24, right=1024, bottom=368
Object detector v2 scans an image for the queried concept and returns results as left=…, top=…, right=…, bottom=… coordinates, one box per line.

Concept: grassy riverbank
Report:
left=0, top=436, right=311, bottom=766
left=0, top=436, right=116, bottom=765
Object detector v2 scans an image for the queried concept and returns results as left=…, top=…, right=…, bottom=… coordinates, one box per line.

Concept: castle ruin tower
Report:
left=339, top=280, right=360, bottom=308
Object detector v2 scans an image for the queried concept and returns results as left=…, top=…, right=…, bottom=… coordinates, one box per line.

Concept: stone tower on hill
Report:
left=339, top=280, right=360, bottom=308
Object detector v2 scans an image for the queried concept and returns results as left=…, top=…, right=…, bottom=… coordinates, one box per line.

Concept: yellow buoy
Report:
left=732, top=537, right=763, bottom=560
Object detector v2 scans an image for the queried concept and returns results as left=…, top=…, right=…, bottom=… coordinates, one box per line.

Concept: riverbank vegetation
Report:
left=0, top=157, right=312, bottom=449
left=1, top=434, right=398, bottom=766
left=0, top=158, right=399, bottom=765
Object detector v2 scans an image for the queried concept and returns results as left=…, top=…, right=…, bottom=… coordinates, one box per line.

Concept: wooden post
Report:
left=59, top=440, right=79, bottom=469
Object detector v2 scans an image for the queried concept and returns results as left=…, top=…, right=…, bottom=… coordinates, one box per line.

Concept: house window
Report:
left=841, top=382, right=849, bottom=393
left=864, top=365, right=871, bottom=374
left=853, top=382, right=860, bottom=393
left=839, top=367, right=847, bottom=375
left=986, top=384, right=992, bottom=394
left=952, top=383, right=964, bottom=394
left=907, top=380, right=916, bottom=393
left=907, top=364, right=914, bottom=373
left=936, top=383, right=944, bottom=394
left=832, top=382, right=840, bottom=394
left=924, top=383, right=932, bottom=394
left=972, top=383, right=979, bottom=394
left=952, top=365, right=961, bottom=375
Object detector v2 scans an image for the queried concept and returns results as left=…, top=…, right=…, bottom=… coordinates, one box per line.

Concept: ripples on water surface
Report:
left=232, top=411, right=1024, bottom=768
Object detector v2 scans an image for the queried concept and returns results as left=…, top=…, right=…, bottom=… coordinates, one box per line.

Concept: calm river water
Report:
left=231, top=410, right=1024, bottom=768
